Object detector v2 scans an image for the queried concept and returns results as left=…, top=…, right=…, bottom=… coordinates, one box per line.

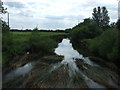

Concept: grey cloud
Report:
left=5, top=2, right=25, bottom=8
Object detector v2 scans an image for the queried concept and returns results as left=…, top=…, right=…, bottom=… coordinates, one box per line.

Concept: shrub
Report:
left=2, top=21, right=14, bottom=62
left=87, top=29, right=120, bottom=61
left=28, top=28, right=57, bottom=55
left=71, top=18, right=102, bottom=43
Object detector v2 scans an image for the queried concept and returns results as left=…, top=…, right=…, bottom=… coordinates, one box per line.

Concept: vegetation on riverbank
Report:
left=2, top=21, right=68, bottom=74
left=67, top=6, right=120, bottom=68
left=1, top=0, right=120, bottom=88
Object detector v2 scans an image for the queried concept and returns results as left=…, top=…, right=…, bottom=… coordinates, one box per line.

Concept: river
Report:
left=3, top=38, right=120, bottom=88
left=54, top=38, right=105, bottom=88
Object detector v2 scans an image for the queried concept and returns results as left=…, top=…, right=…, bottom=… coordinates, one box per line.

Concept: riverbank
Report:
left=3, top=35, right=67, bottom=88
left=71, top=39, right=120, bottom=72
left=2, top=55, right=64, bottom=88
left=3, top=38, right=120, bottom=88
left=3, top=32, right=68, bottom=75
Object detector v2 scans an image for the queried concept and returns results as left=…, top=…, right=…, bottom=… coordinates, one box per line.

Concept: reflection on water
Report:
left=55, top=39, right=98, bottom=66
left=3, top=62, right=34, bottom=81
left=3, top=38, right=119, bottom=88
left=54, top=38, right=105, bottom=88
left=55, top=38, right=84, bottom=59
left=83, top=57, right=99, bottom=67
left=55, top=38, right=83, bottom=74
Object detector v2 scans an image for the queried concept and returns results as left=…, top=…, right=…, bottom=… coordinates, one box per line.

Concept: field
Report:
left=3, top=31, right=68, bottom=64
left=11, top=32, right=68, bottom=43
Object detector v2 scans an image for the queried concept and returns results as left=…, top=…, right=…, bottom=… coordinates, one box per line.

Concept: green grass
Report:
left=4, top=31, right=67, bottom=57
left=3, top=31, right=67, bottom=66
left=11, top=32, right=67, bottom=37
left=11, top=32, right=67, bottom=43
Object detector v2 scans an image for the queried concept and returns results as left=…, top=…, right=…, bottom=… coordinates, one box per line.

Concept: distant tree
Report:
left=116, top=18, right=120, bottom=30
left=2, top=21, right=10, bottom=33
left=92, top=6, right=110, bottom=28
left=65, top=28, right=72, bottom=33
left=110, top=22, right=116, bottom=28
left=0, top=0, right=7, bottom=14
left=83, top=18, right=95, bottom=25
left=0, top=0, right=8, bottom=32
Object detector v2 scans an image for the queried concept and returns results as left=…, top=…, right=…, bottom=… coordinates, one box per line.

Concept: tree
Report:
left=110, top=22, right=116, bottom=28
left=2, top=21, right=10, bottom=33
left=116, top=18, right=120, bottom=30
left=71, top=18, right=102, bottom=43
left=0, top=0, right=8, bottom=32
left=92, top=6, right=110, bottom=28
left=65, top=28, right=72, bottom=33
left=0, top=0, right=7, bottom=14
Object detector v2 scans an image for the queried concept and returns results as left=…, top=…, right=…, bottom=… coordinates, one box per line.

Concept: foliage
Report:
left=71, top=18, right=102, bottom=43
left=3, top=25, right=66, bottom=65
left=87, top=29, right=120, bottom=61
left=92, top=6, right=110, bottom=28
left=2, top=21, right=27, bottom=62
left=2, top=21, right=13, bottom=63
left=65, top=28, right=72, bottom=33
left=2, top=21, right=10, bottom=33
left=0, top=0, right=7, bottom=14
left=28, top=28, right=57, bottom=55
left=110, top=22, right=116, bottom=28
left=116, top=18, right=120, bottom=30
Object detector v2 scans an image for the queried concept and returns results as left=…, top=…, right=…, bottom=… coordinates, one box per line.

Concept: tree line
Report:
left=68, top=6, right=120, bottom=68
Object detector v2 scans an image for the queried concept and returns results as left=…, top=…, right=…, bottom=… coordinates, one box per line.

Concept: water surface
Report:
left=54, top=38, right=105, bottom=88
left=3, top=62, right=34, bottom=81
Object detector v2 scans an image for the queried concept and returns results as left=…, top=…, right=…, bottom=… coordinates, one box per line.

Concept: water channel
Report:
left=3, top=38, right=120, bottom=88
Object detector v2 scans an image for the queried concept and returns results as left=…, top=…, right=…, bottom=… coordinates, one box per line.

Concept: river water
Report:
left=3, top=62, right=35, bottom=82
left=3, top=38, right=120, bottom=88
left=54, top=38, right=106, bottom=88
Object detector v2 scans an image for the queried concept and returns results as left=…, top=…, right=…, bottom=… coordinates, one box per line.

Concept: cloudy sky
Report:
left=2, top=0, right=118, bottom=30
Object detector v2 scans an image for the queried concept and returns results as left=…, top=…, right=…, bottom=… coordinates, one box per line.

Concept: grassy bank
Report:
left=11, top=32, right=68, bottom=43
left=69, top=18, right=120, bottom=68
left=2, top=28, right=68, bottom=74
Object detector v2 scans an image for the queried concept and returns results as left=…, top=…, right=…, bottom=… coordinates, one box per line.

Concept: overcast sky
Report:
left=2, top=0, right=118, bottom=30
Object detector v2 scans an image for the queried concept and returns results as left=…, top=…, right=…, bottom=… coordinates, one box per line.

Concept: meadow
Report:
left=3, top=30, right=68, bottom=66
left=11, top=32, right=67, bottom=43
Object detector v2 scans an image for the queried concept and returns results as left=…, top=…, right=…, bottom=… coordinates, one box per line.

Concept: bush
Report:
left=87, top=29, right=120, bottom=61
left=2, top=21, right=14, bottom=62
left=71, top=18, right=102, bottom=43
left=71, top=26, right=89, bottom=43
left=28, top=28, right=57, bottom=56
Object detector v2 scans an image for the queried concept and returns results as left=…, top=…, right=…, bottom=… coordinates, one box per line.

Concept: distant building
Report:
left=118, top=1, right=120, bottom=19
